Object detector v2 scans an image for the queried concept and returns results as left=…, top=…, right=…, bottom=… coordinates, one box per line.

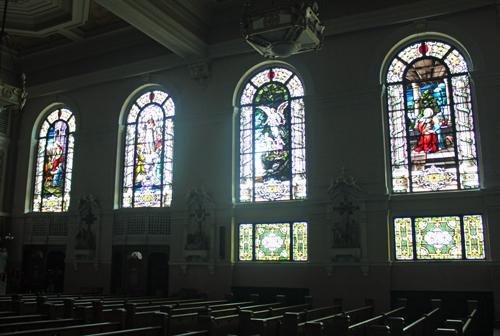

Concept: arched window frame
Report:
left=238, top=66, right=307, bottom=203
left=121, top=88, right=175, bottom=208
left=385, top=40, right=480, bottom=194
left=32, top=107, right=76, bottom=212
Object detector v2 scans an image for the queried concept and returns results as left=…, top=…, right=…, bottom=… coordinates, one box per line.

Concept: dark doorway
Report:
left=147, top=253, right=168, bottom=296
left=111, top=252, right=123, bottom=294
left=46, top=251, right=65, bottom=293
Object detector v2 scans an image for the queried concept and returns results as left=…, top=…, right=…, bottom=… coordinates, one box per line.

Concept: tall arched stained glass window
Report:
left=386, top=41, right=479, bottom=193
left=122, top=90, right=174, bottom=208
left=33, top=108, right=75, bottom=212
left=239, top=67, right=306, bottom=202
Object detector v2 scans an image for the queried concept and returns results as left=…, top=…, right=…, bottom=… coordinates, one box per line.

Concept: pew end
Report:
left=225, top=293, right=234, bottom=303
left=369, top=325, right=390, bottom=335
left=397, top=298, right=407, bottom=308
left=432, top=299, right=442, bottom=309
left=467, top=300, right=478, bottom=315
left=435, top=328, right=458, bottom=335
left=276, top=295, right=286, bottom=306
left=304, top=295, right=313, bottom=309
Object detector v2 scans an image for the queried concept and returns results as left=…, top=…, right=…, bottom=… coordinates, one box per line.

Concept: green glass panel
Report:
left=394, top=218, right=413, bottom=260
left=415, top=216, right=462, bottom=259
left=293, top=222, right=307, bottom=261
left=239, top=224, right=253, bottom=261
left=255, top=223, right=290, bottom=260
left=464, top=215, right=486, bottom=259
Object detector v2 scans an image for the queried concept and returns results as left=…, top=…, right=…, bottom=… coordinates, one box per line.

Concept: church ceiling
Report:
left=0, top=0, right=491, bottom=89
left=2, top=0, right=464, bottom=57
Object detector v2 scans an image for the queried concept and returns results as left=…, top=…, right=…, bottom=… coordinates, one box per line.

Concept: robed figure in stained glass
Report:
left=122, top=90, right=175, bottom=208
left=33, top=108, right=75, bottom=212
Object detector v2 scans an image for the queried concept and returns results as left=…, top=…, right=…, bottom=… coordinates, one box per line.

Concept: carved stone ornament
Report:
left=328, top=167, right=364, bottom=262
left=188, top=62, right=211, bottom=89
left=184, top=186, right=214, bottom=253
left=75, top=195, right=100, bottom=260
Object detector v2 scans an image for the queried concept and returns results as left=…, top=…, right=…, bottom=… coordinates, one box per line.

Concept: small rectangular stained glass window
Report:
left=394, top=218, right=413, bottom=260
left=239, top=224, right=253, bottom=261
left=239, top=222, right=308, bottom=262
left=463, top=215, right=486, bottom=259
left=394, top=215, right=486, bottom=261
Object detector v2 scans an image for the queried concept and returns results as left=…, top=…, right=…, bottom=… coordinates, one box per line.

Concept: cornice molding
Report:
left=96, top=0, right=208, bottom=59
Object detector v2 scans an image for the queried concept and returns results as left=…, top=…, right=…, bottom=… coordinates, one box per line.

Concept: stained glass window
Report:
left=122, top=90, right=174, bottom=208
left=239, top=222, right=308, bottom=261
left=394, top=215, right=485, bottom=260
left=239, top=67, right=307, bottom=202
left=33, top=108, right=75, bottom=212
left=386, top=41, right=479, bottom=193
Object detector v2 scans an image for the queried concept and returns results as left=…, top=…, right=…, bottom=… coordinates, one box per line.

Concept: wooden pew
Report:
left=282, top=303, right=344, bottom=336
left=0, top=311, right=20, bottom=319
left=304, top=300, right=409, bottom=336
left=167, top=313, right=200, bottom=335
left=344, top=306, right=406, bottom=336
left=198, top=314, right=240, bottom=336
left=435, top=329, right=458, bottom=335
left=302, top=299, right=374, bottom=336
left=386, top=299, right=442, bottom=336
left=442, top=300, right=478, bottom=336
left=0, top=321, right=122, bottom=336
left=240, top=299, right=334, bottom=336
left=75, top=298, right=210, bottom=324
left=84, top=326, right=166, bottom=336
left=269, top=303, right=312, bottom=317
left=0, top=318, right=85, bottom=333
left=125, top=305, right=199, bottom=336
left=369, top=325, right=391, bottom=336
left=0, top=314, right=49, bottom=324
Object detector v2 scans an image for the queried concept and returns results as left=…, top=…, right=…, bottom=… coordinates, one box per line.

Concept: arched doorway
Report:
left=147, top=253, right=168, bottom=296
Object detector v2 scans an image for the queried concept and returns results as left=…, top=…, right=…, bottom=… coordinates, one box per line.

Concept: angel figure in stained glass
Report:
left=257, top=101, right=288, bottom=138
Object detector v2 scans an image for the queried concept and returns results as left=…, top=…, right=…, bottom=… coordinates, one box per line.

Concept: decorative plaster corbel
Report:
left=188, top=62, right=211, bottom=89
left=93, top=263, right=99, bottom=272
left=208, top=265, right=215, bottom=276
left=73, top=262, right=78, bottom=271
left=361, top=264, right=369, bottom=278
left=181, top=264, right=187, bottom=274
left=413, top=19, right=426, bottom=33
left=326, top=266, right=333, bottom=278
